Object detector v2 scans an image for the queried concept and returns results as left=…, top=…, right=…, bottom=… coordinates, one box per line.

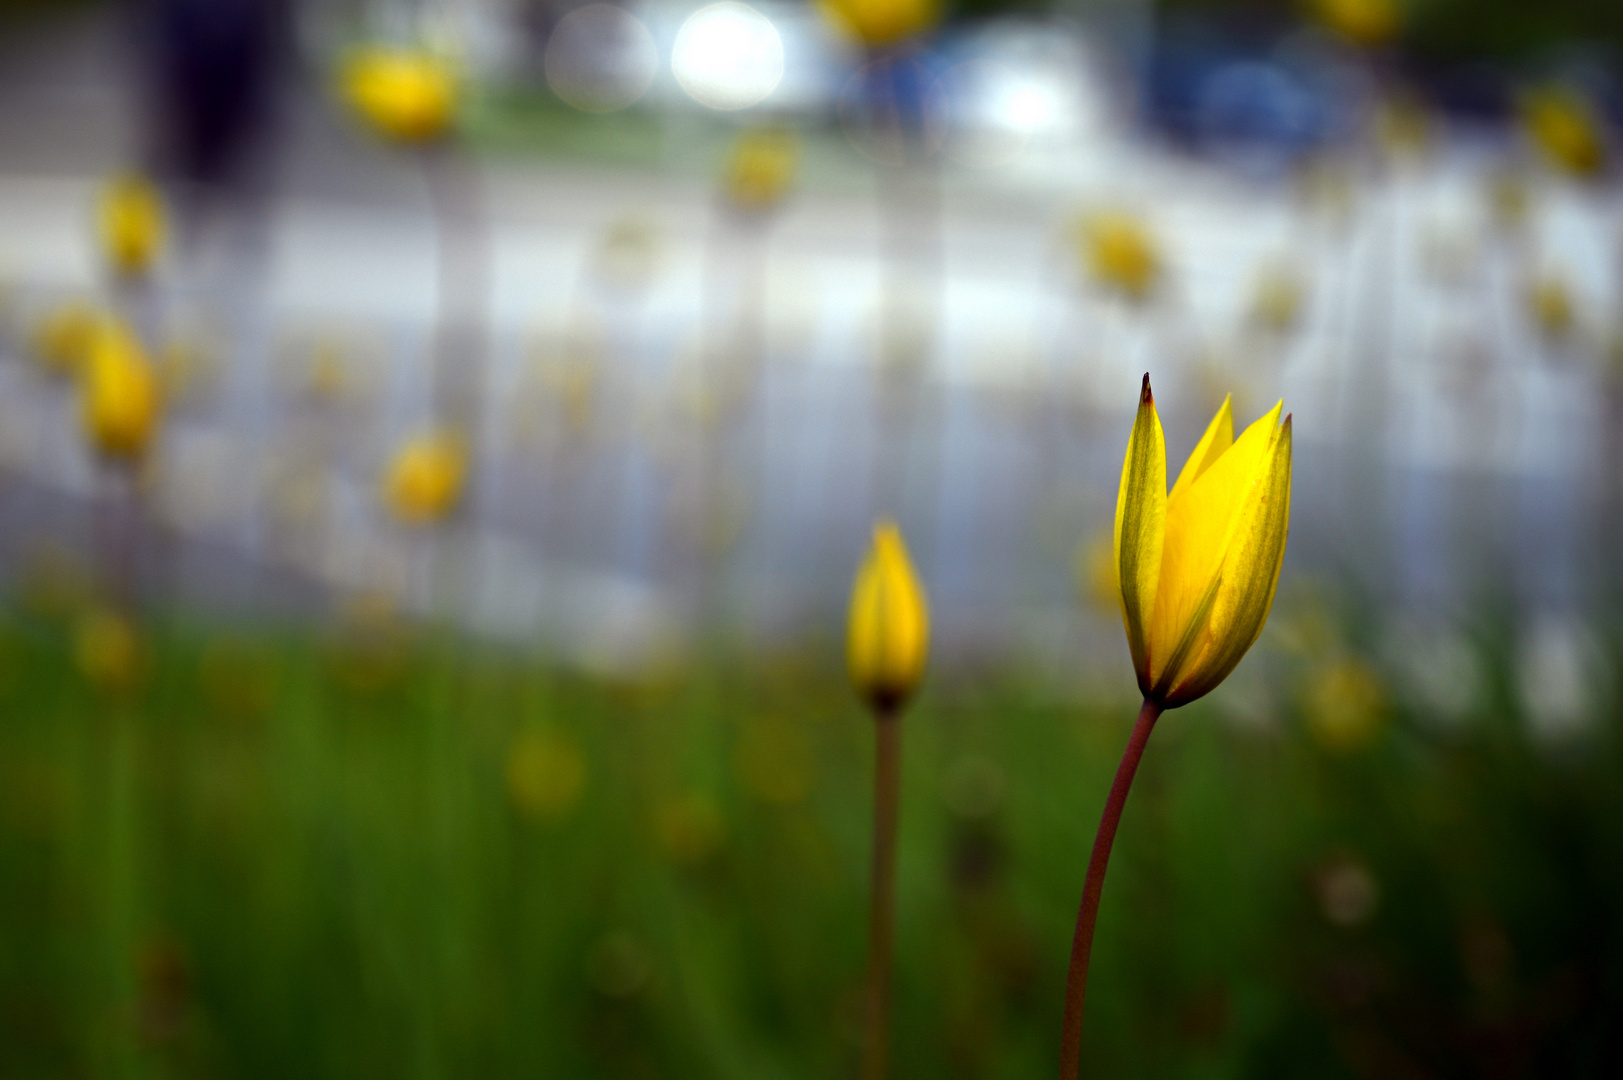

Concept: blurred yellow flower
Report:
left=341, top=47, right=458, bottom=144
left=818, top=0, right=938, bottom=50
left=1313, top=0, right=1402, bottom=48
left=507, top=730, right=588, bottom=822
left=1528, top=275, right=1575, bottom=341
left=74, top=607, right=142, bottom=694
left=1486, top=170, right=1530, bottom=231
left=1115, top=376, right=1292, bottom=708
left=1076, top=530, right=1119, bottom=615
left=1248, top=266, right=1303, bottom=335
left=81, top=317, right=161, bottom=463
left=733, top=716, right=815, bottom=806
left=382, top=430, right=466, bottom=525
left=1520, top=86, right=1606, bottom=178
left=32, top=298, right=100, bottom=378
left=847, top=521, right=929, bottom=713
left=724, top=127, right=799, bottom=213
left=1303, top=657, right=1386, bottom=752
left=1077, top=212, right=1161, bottom=303
left=98, top=173, right=165, bottom=278
left=653, top=791, right=726, bottom=866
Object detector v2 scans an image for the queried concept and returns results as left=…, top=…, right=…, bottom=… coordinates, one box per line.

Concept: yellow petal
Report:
left=1163, top=413, right=1292, bottom=706
left=1148, top=399, right=1282, bottom=689
left=1113, top=374, right=1165, bottom=692
left=1167, top=394, right=1232, bottom=506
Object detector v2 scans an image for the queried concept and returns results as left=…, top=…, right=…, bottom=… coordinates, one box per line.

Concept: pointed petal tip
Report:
left=1140, top=373, right=1153, bottom=404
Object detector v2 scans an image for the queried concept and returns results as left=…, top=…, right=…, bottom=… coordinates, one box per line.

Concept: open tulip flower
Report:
left=1115, top=375, right=1293, bottom=709
left=1058, top=374, right=1291, bottom=1080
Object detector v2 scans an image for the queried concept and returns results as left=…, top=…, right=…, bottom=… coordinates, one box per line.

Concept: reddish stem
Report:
left=860, top=704, right=902, bottom=1080
left=1057, top=697, right=1164, bottom=1080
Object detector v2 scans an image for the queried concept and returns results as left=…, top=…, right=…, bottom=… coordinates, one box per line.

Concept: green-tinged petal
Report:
left=1148, top=400, right=1281, bottom=687
left=1113, top=374, right=1166, bottom=691
left=1168, top=395, right=1233, bottom=505
left=1164, top=413, right=1292, bottom=707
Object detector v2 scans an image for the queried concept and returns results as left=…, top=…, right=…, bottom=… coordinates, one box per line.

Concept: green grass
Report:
left=0, top=601, right=1619, bottom=1078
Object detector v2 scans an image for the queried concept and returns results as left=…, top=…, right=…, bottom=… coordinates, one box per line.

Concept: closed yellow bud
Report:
left=1314, top=0, right=1401, bottom=48
left=1077, top=212, right=1161, bottom=303
left=382, top=430, right=466, bottom=524
left=818, top=0, right=938, bottom=50
left=1114, top=375, right=1292, bottom=708
left=847, top=521, right=928, bottom=712
left=98, top=174, right=165, bottom=278
left=341, top=47, right=458, bottom=144
left=81, top=318, right=161, bottom=462
left=1520, top=86, right=1606, bottom=178
left=724, top=127, right=798, bottom=213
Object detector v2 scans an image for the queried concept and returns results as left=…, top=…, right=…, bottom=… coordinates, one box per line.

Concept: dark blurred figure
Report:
left=134, top=0, right=289, bottom=216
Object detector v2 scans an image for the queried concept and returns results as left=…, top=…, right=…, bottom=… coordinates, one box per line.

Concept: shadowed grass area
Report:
left=0, top=603, right=1619, bottom=1078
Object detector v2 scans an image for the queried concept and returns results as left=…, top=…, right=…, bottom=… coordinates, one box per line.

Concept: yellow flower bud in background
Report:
left=1528, top=275, right=1575, bottom=342
left=74, top=607, right=143, bottom=695
left=81, top=317, right=161, bottom=463
left=818, top=0, right=938, bottom=50
left=1248, top=265, right=1304, bottom=335
left=1114, top=375, right=1292, bottom=709
left=1313, top=0, right=1401, bottom=49
left=341, top=47, right=459, bottom=144
left=1520, top=86, right=1607, bottom=178
left=32, top=298, right=100, bottom=378
left=1303, top=657, right=1386, bottom=752
left=1076, top=531, right=1119, bottom=615
left=847, top=521, right=929, bottom=713
left=382, top=429, right=466, bottom=525
left=723, top=127, right=799, bottom=214
left=506, top=729, right=588, bottom=823
left=98, top=173, right=165, bottom=279
left=1077, top=212, right=1161, bottom=303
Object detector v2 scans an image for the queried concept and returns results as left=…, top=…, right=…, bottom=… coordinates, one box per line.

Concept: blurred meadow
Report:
left=2, top=0, right=1623, bottom=1076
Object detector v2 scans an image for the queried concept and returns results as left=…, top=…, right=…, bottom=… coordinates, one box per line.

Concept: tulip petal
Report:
left=1149, top=400, right=1282, bottom=687
left=1165, top=413, right=1292, bottom=706
left=1114, top=375, right=1166, bottom=690
left=1168, top=395, right=1233, bottom=506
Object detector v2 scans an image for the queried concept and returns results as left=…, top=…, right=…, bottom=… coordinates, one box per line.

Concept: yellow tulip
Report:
left=724, top=127, right=799, bottom=213
left=1314, top=0, right=1402, bottom=48
left=382, top=429, right=466, bottom=524
left=81, top=318, right=161, bottom=462
left=341, top=47, right=458, bottom=144
left=847, top=521, right=928, bottom=713
left=98, top=174, right=165, bottom=278
left=1078, top=212, right=1161, bottom=303
left=1520, top=86, right=1606, bottom=178
left=1114, top=375, right=1292, bottom=708
left=818, top=0, right=938, bottom=50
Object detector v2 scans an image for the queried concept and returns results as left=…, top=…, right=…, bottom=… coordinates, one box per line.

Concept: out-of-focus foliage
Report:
left=0, top=610, right=1618, bottom=1076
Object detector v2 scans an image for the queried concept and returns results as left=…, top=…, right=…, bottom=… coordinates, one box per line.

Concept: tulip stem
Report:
left=861, top=703, right=902, bottom=1080
left=1057, top=696, right=1163, bottom=1080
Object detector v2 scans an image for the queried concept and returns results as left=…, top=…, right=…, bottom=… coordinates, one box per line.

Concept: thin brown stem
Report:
left=1057, top=697, right=1163, bottom=1080
left=860, top=704, right=903, bottom=1080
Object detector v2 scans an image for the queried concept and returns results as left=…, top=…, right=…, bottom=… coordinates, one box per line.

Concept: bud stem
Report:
left=860, top=703, right=902, bottom=1080
left=1057, top=697, right=1163, bottom=1080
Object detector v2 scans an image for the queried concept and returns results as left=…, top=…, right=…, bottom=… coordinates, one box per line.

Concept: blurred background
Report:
left=1, top=0, right=1621, bottom=1075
